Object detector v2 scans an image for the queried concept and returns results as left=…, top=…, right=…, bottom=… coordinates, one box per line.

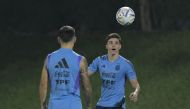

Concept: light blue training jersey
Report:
left=46, top=48, right=82, bottom=99
left=88, top=55, right=137, bottom=107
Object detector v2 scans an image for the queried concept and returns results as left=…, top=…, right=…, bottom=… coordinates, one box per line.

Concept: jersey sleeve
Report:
left=125, top=61, right=137, bottom=80
left=88, top=57, right=99, bottom=74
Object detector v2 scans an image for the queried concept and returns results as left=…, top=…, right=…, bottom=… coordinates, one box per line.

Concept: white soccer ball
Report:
left=116, top=6, right=135, bottom=26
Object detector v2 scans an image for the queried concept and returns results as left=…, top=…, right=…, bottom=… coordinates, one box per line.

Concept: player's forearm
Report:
left=85, top=91, right=91, bottom=108
left=39, top=83, right=47, bottom=107
left=84, top=77, right=92, bottom=94
left=133, top=83, right=140, bottom=95
left=80, top=57, right=92, bottom=108
left=84, top=79, right=92, bottom=108
left=81, top=74, right=92, bottom=108
left=130, top=80, right=140, bottom=95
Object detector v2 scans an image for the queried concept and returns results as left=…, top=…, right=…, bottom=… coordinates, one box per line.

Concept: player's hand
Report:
left=44, top=106, right=47, bottom=109
left=85, top=104, right=92, bottom=109
left=129, top=91, right=138, bottom=102
left=86, top=105, right=92, bottom=109
left=41, top=105, right=44, bottom=109
left=41, top=103, right=47, bottom=109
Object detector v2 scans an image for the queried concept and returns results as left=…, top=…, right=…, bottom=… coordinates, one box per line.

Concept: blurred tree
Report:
left=0, top=0, right=189, bottom=34
left=139, top=0, right=152, bottom=32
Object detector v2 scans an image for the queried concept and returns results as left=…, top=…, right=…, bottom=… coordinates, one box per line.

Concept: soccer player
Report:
left=88, top=33, right=140, bottom=109
left=39, top=25, right=92, bottom=109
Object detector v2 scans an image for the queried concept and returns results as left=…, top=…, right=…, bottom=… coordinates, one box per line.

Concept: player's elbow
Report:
left=88, top=72, right=93, bottom=76
left=39, top=82, right=47, bottom=90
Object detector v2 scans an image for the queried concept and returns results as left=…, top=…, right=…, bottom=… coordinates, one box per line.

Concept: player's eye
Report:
left=115, top=41, right=119, bottom=45
left=108, top=41, right=113, bottom=44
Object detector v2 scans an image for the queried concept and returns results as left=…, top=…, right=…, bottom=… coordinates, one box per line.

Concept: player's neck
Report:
left=108, top=53, right=119, bottom=62
left=60, top=43, right=74, bottom=49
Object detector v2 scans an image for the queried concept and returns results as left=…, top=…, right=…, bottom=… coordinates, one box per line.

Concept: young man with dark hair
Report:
left=88, top=33, right=140, bottom=109
left=39, top=25, right=92, bottom=109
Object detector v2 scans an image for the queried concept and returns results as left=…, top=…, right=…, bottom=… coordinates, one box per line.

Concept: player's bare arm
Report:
left=80, top=56, right=92, bottom=109
left=39, top=58, right=48, bottom=109
left=129, top=80, right=140, bottom=102
left=88, top=70, right=94, bottom=76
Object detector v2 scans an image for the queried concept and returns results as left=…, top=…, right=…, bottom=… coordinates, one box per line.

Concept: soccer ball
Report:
left=116, top=6, right=135, bottom=26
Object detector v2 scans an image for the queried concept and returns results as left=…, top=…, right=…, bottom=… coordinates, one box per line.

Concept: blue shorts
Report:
left=48, top=95, right=82, bottom=109
left=96, top=97, right=126, bottom=109
left=96, top=105, right=126, bottom=109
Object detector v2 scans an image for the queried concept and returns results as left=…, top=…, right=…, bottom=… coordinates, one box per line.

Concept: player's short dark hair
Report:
left=106, top=33, right=122, bottom=44
left=58, top=25, right=75, bottom=42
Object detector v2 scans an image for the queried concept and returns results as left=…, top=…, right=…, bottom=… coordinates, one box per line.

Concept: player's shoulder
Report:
left=90, top=54, right=107, bottom=63
left=119, top=55, right=128, bottom=61
left=94, top=54, right=107, bottom=61
left=119, top=55, right=132, bottom=65
left=72, top=50, right=83, bottom=57
left=48, top=49, right=61, bottom=56
left=99, top=54, right=107, bottom=60
left=45, top=50, right=58, bottom=59
left=44, top=50, right=60, bottom=65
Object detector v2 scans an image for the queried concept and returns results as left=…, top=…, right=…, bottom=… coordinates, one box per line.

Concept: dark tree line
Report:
left=0, top=0, right=189, bottom=34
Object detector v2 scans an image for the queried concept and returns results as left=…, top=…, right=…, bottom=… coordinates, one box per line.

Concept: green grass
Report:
left=0, top=31, right=190, bottom=109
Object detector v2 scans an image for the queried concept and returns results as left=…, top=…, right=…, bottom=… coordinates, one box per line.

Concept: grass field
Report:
left=0, top=31, right=190, bottom=109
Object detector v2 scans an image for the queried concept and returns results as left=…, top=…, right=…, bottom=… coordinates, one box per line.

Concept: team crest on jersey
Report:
left=115, top=64, right=120, bottom=71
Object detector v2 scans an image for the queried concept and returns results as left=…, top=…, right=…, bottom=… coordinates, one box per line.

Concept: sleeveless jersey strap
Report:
left=46, top=54, right=51, bottom=71
left=73, top=56, right=82, bottom=94
left=46, top=54, right=52, bottom=83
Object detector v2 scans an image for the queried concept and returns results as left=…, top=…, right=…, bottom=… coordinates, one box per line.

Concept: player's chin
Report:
left=111, top=51, right=118, bottom=54
left=110, top=53, right=117, bottom=56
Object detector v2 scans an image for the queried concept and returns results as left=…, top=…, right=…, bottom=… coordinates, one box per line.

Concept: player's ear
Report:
left=73, top=36, right=76, bottom=43
left=119, top=44, right=121, bottom=50
left=57, top=37, right=60, bottom=44
left=57, top=37, right=62, bottom=44
left=105, top=44, right=108, bottom=50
